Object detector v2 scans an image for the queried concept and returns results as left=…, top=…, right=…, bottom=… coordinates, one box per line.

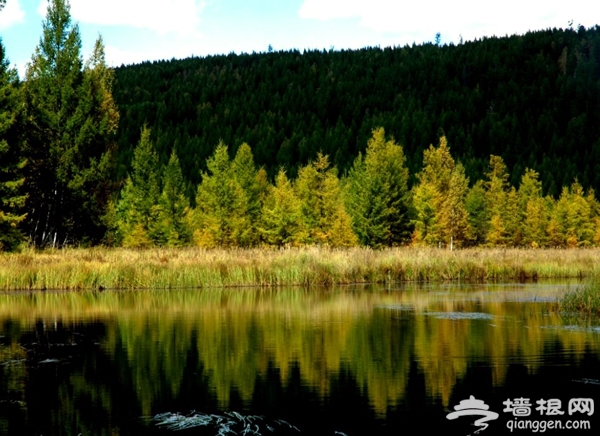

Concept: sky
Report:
left=0, top=0, right=598, bottom=79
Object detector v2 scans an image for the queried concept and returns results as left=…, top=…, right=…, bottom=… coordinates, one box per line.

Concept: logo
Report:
left=446, top=395, right=499, bottom=435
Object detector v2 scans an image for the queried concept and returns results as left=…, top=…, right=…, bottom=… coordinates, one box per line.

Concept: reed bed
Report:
left=559, top=279, right=600, bottom=315
left=1, top=246, right=599, bottom=291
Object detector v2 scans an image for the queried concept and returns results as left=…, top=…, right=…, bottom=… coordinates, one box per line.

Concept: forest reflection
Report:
left=0, top=283, right=597, bottom=431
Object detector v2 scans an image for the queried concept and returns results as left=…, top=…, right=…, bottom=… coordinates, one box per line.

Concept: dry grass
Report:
left=0, top=246, right=599, bottom=291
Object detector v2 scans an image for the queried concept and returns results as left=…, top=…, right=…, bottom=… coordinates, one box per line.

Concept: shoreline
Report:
left=1, top=247, right=599, bottom=292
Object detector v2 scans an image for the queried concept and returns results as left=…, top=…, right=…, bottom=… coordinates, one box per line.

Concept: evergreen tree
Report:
left=156, top=150, right=190, bottom=246
left=0, top=39, right=26, bottom=251
left=259, top=168, right=307, bottom=246
left=188, top=142, right=250, bottom=247
left=412, top=137, right=470, bottom=248
left=465, top=180, right=487, bottom=246
left=231, top=143, right=266, bottom=246
left=345, top=127, right=411, bottom=247
left=23, top=0, right=118, bottom=247
left=295, top=153, right=357, bottom=247
left=115, top=126, right=161, bottom=247
left=484, top=155, right=515, bottom=246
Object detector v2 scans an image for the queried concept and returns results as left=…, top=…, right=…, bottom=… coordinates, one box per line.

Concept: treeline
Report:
left=112, top=25, right=600, bottom=197
left=111, top=126, right=600, bottom=249
left=0, top=0, right=117, bottom=250
left=2, top=0, right=600, bottom=250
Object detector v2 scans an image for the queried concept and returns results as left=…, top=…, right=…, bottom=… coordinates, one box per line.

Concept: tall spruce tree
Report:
left=23, top=0, right=118, bottom=247
left=115, top=126, right=161, bottom=247
left=465, top=180, right=487, bottom=246
left=345, top=127, right=411, bottom=247
left=231, top=143, right=266, bottom=246
left=0, top=39, right=26, bottom=251
left=156, top=150, right=190, bottom=246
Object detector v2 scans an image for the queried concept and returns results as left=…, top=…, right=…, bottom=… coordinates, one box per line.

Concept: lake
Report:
left=0, top=282, right=598, bottom=435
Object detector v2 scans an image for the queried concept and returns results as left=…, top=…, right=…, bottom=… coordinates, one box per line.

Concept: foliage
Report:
left=548, top=181, right=597, bottom=247
left=115, top=126, right=161, bottom=247
left=0, top=39, right=26, bottom=251
left=112, top=27, right=600, bottom=198
left=345, top=127, right=411, bottom=247
left=156, top=150, right=190, bottom=246
left=518, top=169, right=549, bottom=247
left=412, top=137, right=470, bottom=248
left=295, top=153, right=357, bottom=247
left=188, top=142, right=251, bottom=247
left=259, top=169, right=307, bottom=246
left=231, top=143, right=267, bottom=246
left=23, top=0, right=118, bottom=247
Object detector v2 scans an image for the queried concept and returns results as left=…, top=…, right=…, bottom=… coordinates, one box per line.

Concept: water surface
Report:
left=0, top=282, right=598, bottom=435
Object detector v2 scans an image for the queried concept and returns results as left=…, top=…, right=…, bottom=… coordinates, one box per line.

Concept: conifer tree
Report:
left=23, top=0, right=118, bottom=246
left=115, top=126, right=161, bottom=247
left=231, top=143, right=266, bottom=246
left=260, top=168, right=307, bottom=246
left=518, top=169, right=549, bottom=247
left=0, top=39, right=26, bottom=251
left=156, top=150, right=190, bottom=246
left=189, top=142, right=250, bottom=247
left=412, top=137, right=470, bottom=248
left=295, top=153, right=357, bottom=247
left=465, top=180, right=487, bottom=246
left=345, top=127, right=411, bottom=247
left=548, top=181, right=596, bottom=247
left=484, top=155, right=515, bottom=246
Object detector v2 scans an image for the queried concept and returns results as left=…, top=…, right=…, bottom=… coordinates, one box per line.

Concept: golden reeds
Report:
left=0, top=246, right=599, bottom=291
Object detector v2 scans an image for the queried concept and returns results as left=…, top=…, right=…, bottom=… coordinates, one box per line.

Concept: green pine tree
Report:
left=345, top=127, right=411, bottom=247
left=231, top=143, right=266, bottom=246
left=465, top=180, right=487, bottom=246
left=156, top=150, right=190, bottom=246
left=23, top=0, right=118, bottom=247
left=115, top=126, right=161, bottom=247
left=0, top=39, right=26, bottom=251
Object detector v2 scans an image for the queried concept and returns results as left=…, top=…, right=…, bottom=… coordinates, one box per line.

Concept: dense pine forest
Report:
left=1, top=0, right=600, bottom=250
left=113, top=25, right=600, bottom=193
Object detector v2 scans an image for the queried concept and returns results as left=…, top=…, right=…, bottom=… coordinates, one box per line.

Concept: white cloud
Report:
left=37, top=0, right=208, bottom=35
left=0, top=0, right=25, bottom=29
left=298, top=0, right=600, bottom=44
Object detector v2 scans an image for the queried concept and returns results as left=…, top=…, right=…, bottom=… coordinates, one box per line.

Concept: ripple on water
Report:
left=424, top=312, right=494, bottom=320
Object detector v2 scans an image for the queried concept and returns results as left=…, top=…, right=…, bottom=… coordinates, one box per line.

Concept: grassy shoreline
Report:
left=1, top=247, right=600, bottom=291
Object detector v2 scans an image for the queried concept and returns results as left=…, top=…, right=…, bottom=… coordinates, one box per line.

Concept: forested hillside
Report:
left=113, top=26, right=600, bottom=196
left=2, top=0, right=600, bottom=250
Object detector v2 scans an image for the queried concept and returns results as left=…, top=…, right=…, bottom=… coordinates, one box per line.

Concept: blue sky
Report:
left=1, top=0, right=598, bottom=79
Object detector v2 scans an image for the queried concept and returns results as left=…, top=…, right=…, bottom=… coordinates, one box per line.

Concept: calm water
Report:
left=0, top=283, right=598, bottom=435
